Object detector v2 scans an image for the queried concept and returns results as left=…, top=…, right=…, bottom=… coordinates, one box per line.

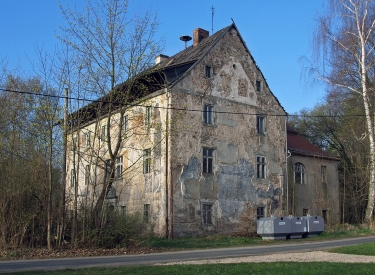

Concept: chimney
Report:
left=193, top=28, right=209, bottom=46
left=155, top=54, right=169, bottom=65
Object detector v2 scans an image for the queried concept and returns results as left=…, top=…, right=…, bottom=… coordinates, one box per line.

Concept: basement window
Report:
left=202, top=203, right=213, bottom=225
left=257, top=207, right=265, bottom=220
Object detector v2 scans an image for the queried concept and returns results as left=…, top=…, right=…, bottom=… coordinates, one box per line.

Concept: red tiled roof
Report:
left=287, top=124, right=339, bottom=161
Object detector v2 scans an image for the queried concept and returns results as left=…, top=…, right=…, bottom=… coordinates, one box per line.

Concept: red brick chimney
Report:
left=193, top=28, right=209, bottom=46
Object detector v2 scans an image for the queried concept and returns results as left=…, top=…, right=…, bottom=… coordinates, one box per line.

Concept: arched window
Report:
left=293, top=162, right=305, bottom=184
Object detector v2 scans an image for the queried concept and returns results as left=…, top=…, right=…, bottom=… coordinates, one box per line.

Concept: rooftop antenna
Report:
left=180, top=35, right=192, bottom=49
left=211, top=5, right=215, bottom=34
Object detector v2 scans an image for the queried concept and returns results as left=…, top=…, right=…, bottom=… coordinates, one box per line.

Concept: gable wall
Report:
left=168, top=27, right=287, bottom=236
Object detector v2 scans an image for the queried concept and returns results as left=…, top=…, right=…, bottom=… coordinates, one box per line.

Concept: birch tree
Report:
left=315, top=0, right=375, bottom=223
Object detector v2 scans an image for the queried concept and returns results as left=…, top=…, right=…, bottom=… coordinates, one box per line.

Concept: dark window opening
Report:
left=202, top=203, right=213, bottom=225
left=257, top=156, right=266, bottom=179
left=203, top=104, right=214, bottom=125
left=203, top=148, right=214, bottom=174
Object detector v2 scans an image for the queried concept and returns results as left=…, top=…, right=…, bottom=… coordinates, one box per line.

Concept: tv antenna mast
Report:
left=211, top=5, right=215, bottom=34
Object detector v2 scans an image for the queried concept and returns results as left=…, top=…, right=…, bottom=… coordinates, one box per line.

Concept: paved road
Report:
left=1, top=236, right=375, bottom=273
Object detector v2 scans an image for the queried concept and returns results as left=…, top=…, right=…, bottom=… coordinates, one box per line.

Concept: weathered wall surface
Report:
left=169, top=27, right=287, bottom=236
left=66, top=92, right=169, bottom=236
left=288, top=156, right=340, bottom=225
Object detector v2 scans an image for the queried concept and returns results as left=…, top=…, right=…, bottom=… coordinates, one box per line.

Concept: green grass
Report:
left=328, top=241, right=375, bottom=256
left=12, top=262, right=375, bottom=275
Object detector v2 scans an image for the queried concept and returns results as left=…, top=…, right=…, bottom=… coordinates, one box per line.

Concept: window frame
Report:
left=293, top=162, right=305, bottom=184
left=256, top=156, right=266, bottom=179
left=256, top=116, right=265, bottom=134
left=145, top=106, right=152, bottom=126
left=143, top=204, right=150, bottom=222
left=257, top=207, right=265, bottom=220
left=122, top=115, right=128, bottom=135
left=321, top=165, right=327, bottom=183
left=121, top=205, right=127, bottom=216
left=85, top=131, right=91, bottom=146
left=101, top=125, right=106, bottom=141
left=203, top=104, right=214, bottom=125
left=143, top=149, right=151, bottom=174
left=205, top=65, right=212, bottom=78
left=202, top=202, right=213, bottom=225
left=256, top=80, right=261, bottom=92
left=115, top=156, right=123, bottom=178
left=202, top=148, right=214, bottom=174
left=84, top=165, right=90, bottom=185
left=70, top=169, right=76, bottom=187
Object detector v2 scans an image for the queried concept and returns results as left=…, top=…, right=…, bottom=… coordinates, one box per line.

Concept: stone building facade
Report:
left=66, top=23, right=338, bottom=238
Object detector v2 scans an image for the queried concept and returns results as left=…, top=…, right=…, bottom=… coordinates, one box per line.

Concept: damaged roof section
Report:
left=287, top=124, right=339, bottom=161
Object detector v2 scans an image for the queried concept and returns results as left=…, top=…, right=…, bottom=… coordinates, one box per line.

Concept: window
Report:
left=257, top=207, right=265, bottom=220
left=143, top=149, right=151, bottom=174
left=85, top=132, right=91, bottom=146
left=145, top=106, right=152, bottom=125
left=70, top=169, right=76, bottom=187
left=303, top=208, right=309, bottom=216
left=115, top=156, right=123, bottom=178
left=322, top=210, right=328, bottom=223
left=122, top=115, right=128, bottom=135
left=257, top=156, right=266, bottom=179
left=101, top=125, right=106, bottom=141
left=205, top=65, right=212, bottom=78
left=105, top=159, right=111, bottom=181
left=203, top=104, right=214, bottom=125
left=294, top=162, right=305, bottom=184
left=256, top=80, right=261, bottom=92
left=257, top=116, right=265, bottom=134
left=202, top=203, right=213, bottom=225
left=143, top=204, right=150, bottom=222
left=321, top=166, right=327, bottom=183
left=203, top=148, right=214, bottom=174
left=84, top=165, right=90, bottom=185
left=121, top=205, right=127, bottom=216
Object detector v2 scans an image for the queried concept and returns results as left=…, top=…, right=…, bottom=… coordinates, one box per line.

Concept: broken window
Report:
left=203, top=104, right=214, bottom=125
left=256, top=156, right=266, bottom=179
left=321, top=165, right=327, bottom=183
left=143, top=149, right=151, bottom=174
left=256, top=116, right=265, bottom=134
left=202, top=203, right=213, bottom=225
left=257, top=207, right=265, bottom=220
left=144, top=204, right=150, bottom=222
left=294, top=162, right=305, bottom=184
left=205, top=65, right=212, bottom=78
left=256, top=80, right=261, bottom=92
left=203, top=148, right=214, bottom=174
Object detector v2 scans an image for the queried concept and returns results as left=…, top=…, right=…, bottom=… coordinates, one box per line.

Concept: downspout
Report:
left=165, top=87, right=173, bottom=239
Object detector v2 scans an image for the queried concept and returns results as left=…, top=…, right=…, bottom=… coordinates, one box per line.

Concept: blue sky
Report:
left=0, top=0, right=326, bottom=114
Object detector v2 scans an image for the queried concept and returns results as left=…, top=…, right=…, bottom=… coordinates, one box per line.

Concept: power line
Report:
left=0, top=87, right=370, bottom=118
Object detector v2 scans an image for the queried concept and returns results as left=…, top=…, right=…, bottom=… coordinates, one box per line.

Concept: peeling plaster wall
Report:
left=169, top=27, right=287, bottom=236
left=288, top=156, right=340, bottom=225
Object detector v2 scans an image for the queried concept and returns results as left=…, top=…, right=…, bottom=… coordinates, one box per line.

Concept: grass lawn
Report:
left=329, top=241, right=375, bottom=256
left=12, top=262, right=375, bottom=275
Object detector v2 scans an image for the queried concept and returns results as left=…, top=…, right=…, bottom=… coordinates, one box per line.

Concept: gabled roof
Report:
left=287, top=124, right=340, bottom=161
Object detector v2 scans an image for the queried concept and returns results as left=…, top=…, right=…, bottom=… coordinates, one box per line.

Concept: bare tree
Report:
left=58, top=0, right=164, bottom=228
left=314, top=0, right=375, bottom=223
